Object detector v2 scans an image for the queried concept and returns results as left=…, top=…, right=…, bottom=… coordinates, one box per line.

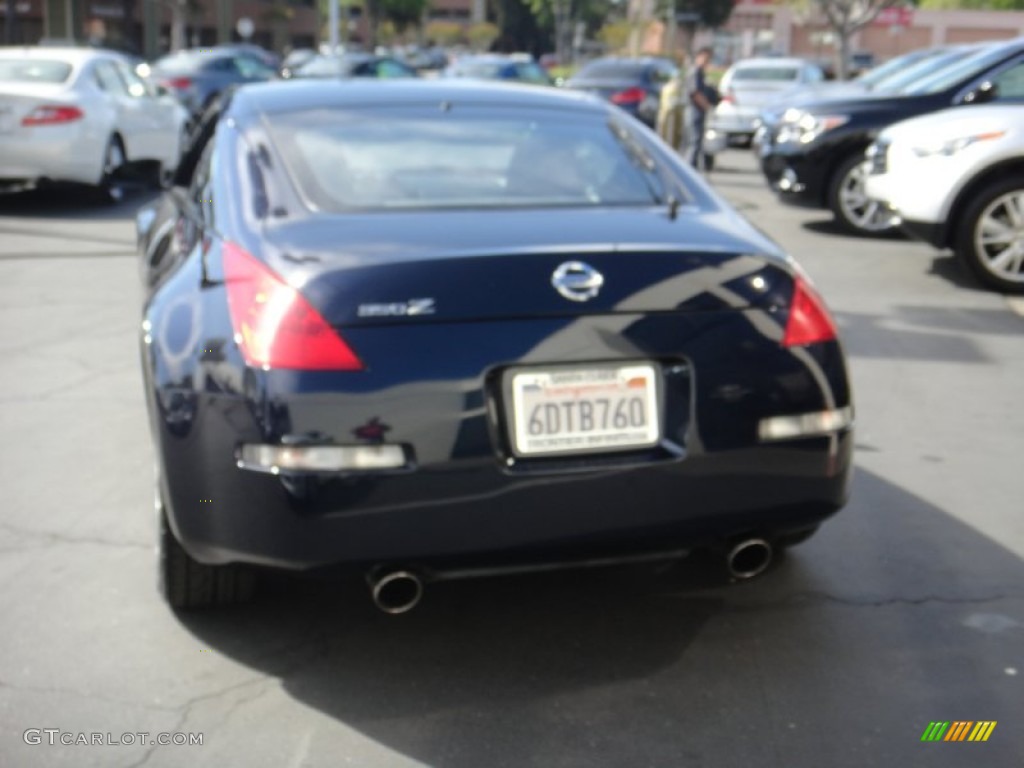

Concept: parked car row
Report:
left=725, top=37, right=1024, bottom=294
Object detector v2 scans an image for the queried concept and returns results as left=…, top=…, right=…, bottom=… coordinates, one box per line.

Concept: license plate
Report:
left=508, top=363, right=660, bottom=456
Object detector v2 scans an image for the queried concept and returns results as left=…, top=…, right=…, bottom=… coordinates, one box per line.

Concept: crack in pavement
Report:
left=0, top=678, right=179, bottom=713
left=0, top=224, right=134, bottom=248
left=0, top=521, right=149, bottom=550
left=715, top=590, right=1024, bottom=613
left=0, top=251, right=138, bottom=261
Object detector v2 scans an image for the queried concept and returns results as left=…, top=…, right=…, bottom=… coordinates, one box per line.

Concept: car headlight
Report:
left=777, top=110, right=849, bottom=144
left=911, top=131, right=1005, bottom=158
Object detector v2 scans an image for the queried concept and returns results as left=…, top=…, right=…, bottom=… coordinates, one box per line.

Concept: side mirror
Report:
left=962, top=80, right=997, bottom=105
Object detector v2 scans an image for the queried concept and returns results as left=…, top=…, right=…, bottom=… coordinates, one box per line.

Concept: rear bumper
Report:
left=161, top=419, right=852, bottom=570
left=0, top=126, right=103, bottom=186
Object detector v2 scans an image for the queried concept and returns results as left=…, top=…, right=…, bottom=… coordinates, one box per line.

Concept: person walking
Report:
left=684, top=47, right=715, bottom=170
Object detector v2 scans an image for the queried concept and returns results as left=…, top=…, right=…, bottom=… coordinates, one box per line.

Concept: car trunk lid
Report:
left=255, top=208, right=789, bottom=327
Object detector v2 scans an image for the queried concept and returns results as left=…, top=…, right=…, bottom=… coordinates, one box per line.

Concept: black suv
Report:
left=760, top=38, right=1024, bottom=235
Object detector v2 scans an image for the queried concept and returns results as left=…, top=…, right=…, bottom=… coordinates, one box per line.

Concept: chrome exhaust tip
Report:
left=725, top=538, right=773, bottom=580
left=368, top=570, right=423, bottom=615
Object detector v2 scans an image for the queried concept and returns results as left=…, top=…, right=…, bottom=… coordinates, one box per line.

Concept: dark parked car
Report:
left=151, top=47, right=277, bottom=117
left=751, top=45, right=979, bottom=156
left=445, top=54, right=552, bottom=85
left=760, top=38, right=1024, bottom=235
left=138, top=80, right=853, bottom=613
left=292, top=53, right=417, bottom=79
left=566, top=56, right=679, bottom=127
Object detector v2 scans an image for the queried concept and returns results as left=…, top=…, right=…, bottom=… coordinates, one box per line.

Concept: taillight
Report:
left=782, top=277, right=838, bottom=347
left=21, top=105, right=83, bottom=126
left=610, top=86, right=646, bottom=105
left=222, top=242, right=364, bottom=371
left=161, top=77, right=193, bottom=90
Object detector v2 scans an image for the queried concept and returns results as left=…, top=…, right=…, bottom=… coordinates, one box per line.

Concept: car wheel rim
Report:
left=104, top=141, right=125, bottom=200
left=105, top=142, right=124, bottom=176
left=839, top=162, right=894, bottom=233
left=974, top=190, right=1024, bottom=283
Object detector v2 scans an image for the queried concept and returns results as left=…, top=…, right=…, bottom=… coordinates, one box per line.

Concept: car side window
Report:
left=650, top=65, right=676, bottom=85
left=992, top=60, right=1024, bottom=101
left=114, top=61, right=153, bottom=98
left=94, top=61, right=128, bottom=95
left=233, top=56, right=271, bottom=78
left=375, top=59, right=411, bottom=79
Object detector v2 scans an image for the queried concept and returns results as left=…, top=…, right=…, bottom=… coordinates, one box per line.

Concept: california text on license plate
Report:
left=509, top=364, right=660, bottom=456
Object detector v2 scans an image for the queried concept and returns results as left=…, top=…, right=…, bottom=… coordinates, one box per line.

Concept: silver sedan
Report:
left=0, top=47, right=189, bottom=198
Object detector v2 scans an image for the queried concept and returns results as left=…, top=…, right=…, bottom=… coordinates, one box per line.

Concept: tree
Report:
left=793, top=0, right=899, bottom=80
left=467, top=21, right=501, bottom=50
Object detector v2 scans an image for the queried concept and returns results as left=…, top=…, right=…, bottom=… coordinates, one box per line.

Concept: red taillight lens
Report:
left=222, top=242, right=364, bottom=371
left=162, top=77, right=193, bottom=90
left=782, top=277, right=838, bottom=347
left=610, top=86, right=646, bottom=105
left=21, top=105, right=83, bottom=126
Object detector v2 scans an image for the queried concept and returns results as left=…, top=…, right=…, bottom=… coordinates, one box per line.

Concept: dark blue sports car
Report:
left=137, top=80, right=853, bottom=613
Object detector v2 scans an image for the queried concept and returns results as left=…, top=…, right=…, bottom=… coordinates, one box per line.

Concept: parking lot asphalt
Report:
left=0, top=153, right=1021, bottom=768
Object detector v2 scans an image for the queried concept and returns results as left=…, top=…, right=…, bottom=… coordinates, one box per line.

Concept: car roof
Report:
left=0, top=46, right=127, bottom=63
left=731, top=57, right=811, bottom=69
left=229, top=78, right=606, bottom=117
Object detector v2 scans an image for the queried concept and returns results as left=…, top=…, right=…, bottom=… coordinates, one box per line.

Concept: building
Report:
left=628, top=0, right=1024, bottom=66
left=4, top=1, right=320, bottom=57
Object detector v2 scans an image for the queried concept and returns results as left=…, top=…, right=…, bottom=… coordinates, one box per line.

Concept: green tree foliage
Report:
left=489, top=0, right=553, bottom=53
left=380, top=0, right=430, bottom=32
left=597, top=19, right=633, bottom=51
left=424, top=20, right=465, bottom=46
left=467, top=22, right=502, bottom=50
left=656, top=0, right=737, bottom=30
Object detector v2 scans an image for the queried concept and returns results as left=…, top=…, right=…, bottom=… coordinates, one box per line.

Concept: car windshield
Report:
left=266, top=107, right=669, bottom=211
left=574, top=61, right=647, bottom=80
left=899, top=45, right=1009, bottom=95
left=0, top=59, right=72, bottom=83
left=870, top=49, right=976, bottom=94
left=856, top=49, right=935, bottom=88
left=152, top=52, right=208, bottom=73
left=731, top=67, right=800, bottom=82
left=451, top=60, right=507, bottom=78
left=296, top=57, right=348, bottom=76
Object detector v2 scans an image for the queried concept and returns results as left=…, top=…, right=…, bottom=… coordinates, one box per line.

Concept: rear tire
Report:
left=97, top=136, right=126, bottom=203
left=955, top=177, right=1024, bottom=294
left=828, top=154, right=898, bottom=236
left=158, top=496, right=256, bottom=609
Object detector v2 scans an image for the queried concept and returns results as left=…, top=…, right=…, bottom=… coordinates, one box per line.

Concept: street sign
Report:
left=236, top=17, right=255, bottom=40
left=873, top=7, right=913, bottom=27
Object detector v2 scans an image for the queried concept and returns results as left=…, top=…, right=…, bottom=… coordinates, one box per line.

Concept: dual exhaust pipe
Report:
left=366, top=537, right=774, bottom=614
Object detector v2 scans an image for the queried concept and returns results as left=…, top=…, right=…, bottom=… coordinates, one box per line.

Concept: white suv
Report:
left=865, top=105, right=1024, bottom=293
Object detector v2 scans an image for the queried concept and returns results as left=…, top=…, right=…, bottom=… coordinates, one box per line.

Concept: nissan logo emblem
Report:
left=551, top=261, right=604, bottom=302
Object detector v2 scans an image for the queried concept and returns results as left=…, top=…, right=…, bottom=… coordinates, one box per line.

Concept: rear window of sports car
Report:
left=264, top=107, right=671, bottom=211
left=0, top=59, right=73, bottom=83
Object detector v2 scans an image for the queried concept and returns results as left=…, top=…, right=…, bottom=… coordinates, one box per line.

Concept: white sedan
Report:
left=706, top=57, right=826, bottom=154
left=865, top=105, right=1024, bottom=294
left=0, top=47, right=189, bottom=199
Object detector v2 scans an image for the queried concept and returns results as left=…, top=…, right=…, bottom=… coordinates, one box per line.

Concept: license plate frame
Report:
left=504, top=362, right=662, bottom=458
